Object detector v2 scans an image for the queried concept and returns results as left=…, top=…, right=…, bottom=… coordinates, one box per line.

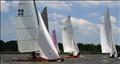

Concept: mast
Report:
left=33, top=0, right=39, bottom=26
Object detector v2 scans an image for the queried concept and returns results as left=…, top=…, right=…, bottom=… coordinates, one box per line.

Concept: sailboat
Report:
left=100, top=7, right=118, bottom=58
left=51, top=30, right=60, bottom=53
left=62, top=16, right=80, bottom=58
left=15, top=1, right=63, bottom=61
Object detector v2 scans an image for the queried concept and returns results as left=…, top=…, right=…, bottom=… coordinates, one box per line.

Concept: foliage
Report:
left=6, top=40, right=18, bottom=51
left=0, top=40, right=6, bottom=51
left=0, top=40, right=18, bottom=52
left=0, top=40, right=120, bottom=54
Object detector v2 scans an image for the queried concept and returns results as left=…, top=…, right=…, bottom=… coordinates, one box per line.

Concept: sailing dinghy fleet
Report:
left=14, top=0, right=119, bottom=62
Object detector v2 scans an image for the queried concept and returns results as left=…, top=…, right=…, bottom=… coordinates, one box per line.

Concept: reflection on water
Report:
left=1, top=54, right=120, bottom=64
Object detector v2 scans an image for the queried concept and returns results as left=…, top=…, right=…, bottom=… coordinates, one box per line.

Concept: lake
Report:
left=1, top=53, right=120, bottom=64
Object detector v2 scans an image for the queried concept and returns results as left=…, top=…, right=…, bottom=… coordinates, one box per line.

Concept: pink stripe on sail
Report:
left=52, top=30, right=57, bottom=49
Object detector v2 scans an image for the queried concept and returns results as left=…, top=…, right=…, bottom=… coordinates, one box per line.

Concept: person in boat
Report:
left=77, top=52, right=80, bottom=56
left=109, top=51, right=118, bottom=58
left=31, top=52, right=37, bottom=59
left=31, top=52, right=40, bottom=59
left=110, top=53, right=114, bottom=58
left=68, top=52, right=80, bottom=57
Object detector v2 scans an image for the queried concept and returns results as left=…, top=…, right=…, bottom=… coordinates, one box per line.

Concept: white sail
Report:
left=100, top=7, right=118, bottom=57
left=37, top=12, right=60, bottom=59
left=62, top=16, right=79, bottom=56
left=16, top=1, right=40, bottom=52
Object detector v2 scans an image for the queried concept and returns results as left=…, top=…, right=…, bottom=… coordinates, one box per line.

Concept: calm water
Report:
left=1, top=53, right=120, bottom=64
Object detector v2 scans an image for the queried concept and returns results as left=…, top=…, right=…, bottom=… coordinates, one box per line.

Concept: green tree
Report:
left=0, top=40, right=6, bottom=52
left=6, top=40, right=18, bottom=51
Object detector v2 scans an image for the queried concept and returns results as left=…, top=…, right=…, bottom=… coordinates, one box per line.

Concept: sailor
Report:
left=77, top=52, right=80, bottom=56
left=31, top=52, right=40, bottom=59
left=31, top=52, right=37, bottom=59
left=109, top=52, right=114, bottom=58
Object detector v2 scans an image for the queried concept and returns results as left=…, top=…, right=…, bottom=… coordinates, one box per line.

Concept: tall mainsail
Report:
left=41, top=7, right=49, bottom=32
left=62, top=16, right=79, bottom=56
left=16, top=1, right=40, bottom=52
left=16, top=1, right=60, bottom=60
left=52, top=30, right=60, bottom=53
left=100, top=7, right=118, bottom=57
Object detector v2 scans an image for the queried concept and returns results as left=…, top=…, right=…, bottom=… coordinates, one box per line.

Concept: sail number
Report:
left=18, top=9, right=24, bottom=16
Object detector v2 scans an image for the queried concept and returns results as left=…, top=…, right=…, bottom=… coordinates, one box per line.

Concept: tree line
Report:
left=0, top=40, right=18, bottom=52
left=58, top=43, right=120, bottom=54
left=0, top=40, right=120, bottom=54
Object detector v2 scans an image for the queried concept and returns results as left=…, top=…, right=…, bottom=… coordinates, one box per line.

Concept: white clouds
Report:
left=79, top=1, right=100, bottom=7
left=48, top=12, right=120, bottom=37
left=74, top=1, right=119, bottom=7
left=52, top=14, right=98, bottom=35
left=1, top=1, right=10, bottom=12
left=48, top=13, right=65, bottom=33
left=48, top=13, right=66, bottom=21
left=112, top=26, right=120, bottom=35
left=37, top=1, right=72, bottom=10
left=70, top=17, right=98, bottom=35
left=48, top=13, right=97, bottom=35
left=100, top=16, right=117, bottom=24
left=110, top=16, right=117, bottom=23
left=48, top=13, right=66, bottom=31
left=48, top=13, right=99, bottom=42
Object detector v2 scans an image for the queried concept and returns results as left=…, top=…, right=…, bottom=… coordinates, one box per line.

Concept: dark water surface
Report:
left=1, top=54, right=120, bottom=64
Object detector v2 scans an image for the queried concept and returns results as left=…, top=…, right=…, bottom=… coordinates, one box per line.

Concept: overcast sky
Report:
left=1, top=1, right=120, bottom=45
